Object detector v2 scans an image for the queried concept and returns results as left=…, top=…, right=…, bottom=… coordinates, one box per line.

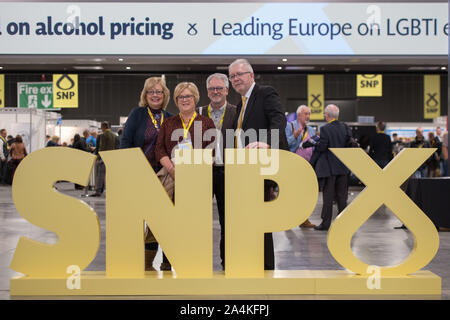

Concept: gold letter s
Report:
left=10, top=148, right=99, bottom=277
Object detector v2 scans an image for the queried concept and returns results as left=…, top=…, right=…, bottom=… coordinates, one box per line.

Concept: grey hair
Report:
left=296, top=105, right=310, bottom=115
left=228, top=58, right=254, bottom=73
left=325, top=104, right=339, bottom=119
left=206, top=73, right=229, bottom=89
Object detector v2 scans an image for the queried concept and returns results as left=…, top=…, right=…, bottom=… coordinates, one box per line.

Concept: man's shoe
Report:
left=88, top=193, right=101, bottom=197
left=160, top=262, right=172, bottom=271
left=314, top=225, right=329, bottom=231
left=300, top=219, right=316, bottom=228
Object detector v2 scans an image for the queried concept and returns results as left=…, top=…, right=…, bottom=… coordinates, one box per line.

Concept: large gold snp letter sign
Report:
left=10, top=148, right=440, bottom=296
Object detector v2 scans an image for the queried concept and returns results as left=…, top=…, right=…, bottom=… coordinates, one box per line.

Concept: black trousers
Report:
left=320, top=175, right=348, bottom=228
left=214, top=167, right=274, bottom=270
left=213, top=166, right=226, bottom=269
left=263, top=180, right=275, bottom=270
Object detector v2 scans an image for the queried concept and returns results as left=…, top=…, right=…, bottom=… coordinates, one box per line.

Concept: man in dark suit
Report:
left=228, top=58, right=288, bottom=270
left=197, top=73, right=237, bottom=270
left=369, top=121, right=393, bottom=169
left=310, top=104, right=351, bottom=231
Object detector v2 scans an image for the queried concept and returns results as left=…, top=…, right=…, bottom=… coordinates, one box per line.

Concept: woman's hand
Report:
left=168, top=165, right=175, bottom=179
left=160, top=156, right=175, bottom=179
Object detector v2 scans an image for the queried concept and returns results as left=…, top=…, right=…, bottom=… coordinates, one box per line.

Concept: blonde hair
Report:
left=139, top=77, right=170, bottom=109
left=173, top=82, right=200, bottom=105
left=51, top=135, right=59, bottom=142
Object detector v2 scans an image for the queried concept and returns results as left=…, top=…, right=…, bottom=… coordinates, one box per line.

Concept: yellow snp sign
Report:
left=53, top=74, right=78, bottom=108
left=357, top=74, right=382, bottom=97
left=9, top=148, right=441, bottom=296
left=424, top=75, right=440, bottom=119
left=307, top=74, right=324, bottom=120
left=0, top=74, right=4, bottom=108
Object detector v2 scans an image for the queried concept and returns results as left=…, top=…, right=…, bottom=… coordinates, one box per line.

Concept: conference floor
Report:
left=0, top=182, right=449, bottom=300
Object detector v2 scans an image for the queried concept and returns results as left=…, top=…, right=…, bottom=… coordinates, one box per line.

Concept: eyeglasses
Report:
left=177, top=94, right=194, bottom=101
left=147, top=90, right=163, bottom=96
left=207, top=86, right=225, bottom=92
left=229, top=71, right=251, bottom=80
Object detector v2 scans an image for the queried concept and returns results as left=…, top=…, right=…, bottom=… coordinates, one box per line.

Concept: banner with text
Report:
left=0, top=3, right=447, bottom=55
left=357, top=74, right=382, bottom=97
left=308, top=75, right=324, bottom=120
left=0, top=75, right=4, bottom=108
left=424, top=75, right=440, bottom=119
left=53, top=74, right=78, bottom=108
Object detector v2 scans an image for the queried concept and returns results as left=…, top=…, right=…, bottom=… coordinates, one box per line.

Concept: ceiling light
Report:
left=277, top=66, right=282, bottom=70
left=282, top=58, right=287, bottom=62
left=0, top=66, right=3, bottom=69
left=408, top=66, right=440, bottom=71
left=284, top=66, right=315, bottom=70
left=118, top=58, right=124, bottom=62
left=73, top=66, right=104, bottom=70
left=126, top=67, right=131, bottom=70
left=441, top=66, right=447, bottom=70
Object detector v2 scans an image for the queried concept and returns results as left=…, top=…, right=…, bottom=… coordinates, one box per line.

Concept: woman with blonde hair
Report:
left=120, top=76, right=173, bottom=271
left=156, top=82, right=216, bottom=180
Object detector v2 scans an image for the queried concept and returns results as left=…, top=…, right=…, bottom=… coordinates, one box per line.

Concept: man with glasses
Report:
left=228, top=58, right=288, bottom=270
left=197, top=73, right=237, bottom=270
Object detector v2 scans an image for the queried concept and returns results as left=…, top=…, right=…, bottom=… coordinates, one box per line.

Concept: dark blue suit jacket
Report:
left=120, top=107, right=173, bottom=149
left=310, top=120, right=351, bottom=178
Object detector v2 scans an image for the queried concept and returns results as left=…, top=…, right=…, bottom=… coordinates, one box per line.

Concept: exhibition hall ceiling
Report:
left=0, top=55, right=447, bottom=73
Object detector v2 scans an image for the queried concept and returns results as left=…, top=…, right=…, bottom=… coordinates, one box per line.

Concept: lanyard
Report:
left=301, top=127, right=308, bottom=142
left=0, top=136, right=8, bottom=148
left=207, top=104, right=226, bottom=129
left=180, top=112, right=197, bottom=139
left=147, top=107, right=164, bottom=130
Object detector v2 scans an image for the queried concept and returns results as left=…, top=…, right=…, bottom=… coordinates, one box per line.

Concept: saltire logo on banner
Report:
left=357, top=74, right=382, bottom=97
left=0, top=74, right=4, bottom=108
left=308, top=75, right=324, bottom=120
left=424, top=75, right=440, bottom=119
left=53, top=74, right=78, bottom=108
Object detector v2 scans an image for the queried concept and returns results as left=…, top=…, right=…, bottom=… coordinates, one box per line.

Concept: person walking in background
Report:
left=0, top=129, right=9, bottom=184
left=6, top=135, right=27, bottom=185
left=409, top=128, right=430, bottom=178
left=310, top=104, right=352, bottom=231
left=46, top=135, right=60, bottom=147
left=89, top=121, right=118, bottom=197
left=72, top=133, right=89, bottom=190
left=86, top=131, right=97, bottom=152
left=197, top=73, right=237, bottom=270
left=120, top=76, right=173, bottom=271
left=285, top=105, right=317, bottom=229
left=228, top=58, right=288, bottom=270
left=369, top=121, right=393, bottom=169
left=427, top=131, right=442, bottom=177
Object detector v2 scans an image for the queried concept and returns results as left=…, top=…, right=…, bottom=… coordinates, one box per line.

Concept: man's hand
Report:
left=293, top=128, right=302, bottom=139
left=245, top=141, right=270, bottom=149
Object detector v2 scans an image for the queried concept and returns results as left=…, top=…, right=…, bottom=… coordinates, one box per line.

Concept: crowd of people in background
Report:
left=0, top=58, right=449, bottom=274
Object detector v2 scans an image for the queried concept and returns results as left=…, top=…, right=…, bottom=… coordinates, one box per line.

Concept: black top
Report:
left=369, top=132, right=393, bottom=161
left=310, top=120, right=352, bottom=178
